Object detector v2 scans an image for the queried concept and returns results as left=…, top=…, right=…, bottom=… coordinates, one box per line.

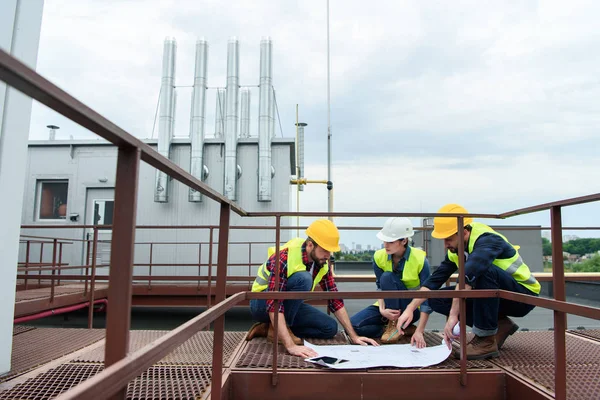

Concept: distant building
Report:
left=356, top=244, right=362, bottom=252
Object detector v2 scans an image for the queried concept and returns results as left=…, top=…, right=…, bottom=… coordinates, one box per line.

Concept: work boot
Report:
left=267, top=323, right=303, bottom=346
left=496, top=316, right=519, bottom=350
left=245, top=322, right=269, bottom=341
left=380, top=320, right=400, bottom=344
left=454, top=335, right=499, bottom=360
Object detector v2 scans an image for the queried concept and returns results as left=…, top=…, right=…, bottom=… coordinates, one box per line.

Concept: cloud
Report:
left=26, top=0, right=600, bottom=245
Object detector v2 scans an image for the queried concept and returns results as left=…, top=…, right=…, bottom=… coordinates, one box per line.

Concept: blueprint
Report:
left=304, top=341, right=451, bottom=369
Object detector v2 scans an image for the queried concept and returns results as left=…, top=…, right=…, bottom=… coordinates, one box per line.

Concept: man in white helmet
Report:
left=350, top=217, right=432, bottom=347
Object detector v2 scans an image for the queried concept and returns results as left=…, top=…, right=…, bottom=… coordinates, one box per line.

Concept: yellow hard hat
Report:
left=431, top=204, right=473, bottom=239
left=306, top=219, right=341, bottom=252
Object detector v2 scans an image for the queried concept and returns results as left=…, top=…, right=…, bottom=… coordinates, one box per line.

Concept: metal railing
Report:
left=3, top=48, right=600, bottom=400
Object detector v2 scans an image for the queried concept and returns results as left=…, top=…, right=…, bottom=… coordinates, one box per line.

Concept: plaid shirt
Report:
left=264, top=240, right=344, bottom=314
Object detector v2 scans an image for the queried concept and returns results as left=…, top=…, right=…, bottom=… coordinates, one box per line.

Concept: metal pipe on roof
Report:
left=240, top=88, right=251, bottom=138
left=223, top=37, right=240, bottom=200
left=258, top=37, right=273, bottom=202
left=154, top=37, right=177, bottom=203
left=214, top=88, right=225, bottom=138
left=189, top=38, right=209, bottom=202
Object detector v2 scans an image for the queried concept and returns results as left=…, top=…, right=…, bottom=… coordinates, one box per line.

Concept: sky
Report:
left=27, top=0, right=600, bottom=248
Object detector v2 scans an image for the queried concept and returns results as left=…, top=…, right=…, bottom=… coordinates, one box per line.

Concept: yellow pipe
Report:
left=290, top=178, right=329, bottom=185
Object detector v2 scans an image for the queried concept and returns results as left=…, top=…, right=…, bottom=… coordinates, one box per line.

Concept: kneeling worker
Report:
left=247, top=219, right=378, bottom=358
left=350, top=217, right=432, bottom=348
left=397, top=204, right=540, bottom=360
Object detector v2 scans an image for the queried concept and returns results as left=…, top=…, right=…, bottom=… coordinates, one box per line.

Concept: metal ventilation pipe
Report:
left=155, top=37, right=177, bottom=203
left=296, top=122, right=307, bottom=191
left=46, top=124, right=59, bottom=141
left=189, top=38, right=209, bottom=202
left=214, top=88, right=226, bottom=138
left=240, top=88, right=251, bottom=138
left=223, top=37, right=240, bottom=200
left=257, top=37, right=274, bottom=201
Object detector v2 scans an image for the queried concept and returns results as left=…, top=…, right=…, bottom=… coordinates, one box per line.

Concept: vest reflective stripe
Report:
left=373, top=247, right=427, bottom=307
left=251, top=237, right=329, bottom=293
left=447, top=222, right=540, bottom=294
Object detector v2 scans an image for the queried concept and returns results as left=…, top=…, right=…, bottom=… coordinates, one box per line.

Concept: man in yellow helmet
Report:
left=396, top=204, right=540, bottom=360
left=246, top=219, right=378, bottom=358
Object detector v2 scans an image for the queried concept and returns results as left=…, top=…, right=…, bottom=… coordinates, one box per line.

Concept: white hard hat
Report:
left=376, top=217, right=414, bottom=242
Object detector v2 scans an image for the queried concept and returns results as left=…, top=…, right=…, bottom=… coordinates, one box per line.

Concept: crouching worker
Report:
left=396, top=204, right=540, bottom=360
left=246, top=219, right=378, bottom=358
left=350, top=218, right=432, bottom=348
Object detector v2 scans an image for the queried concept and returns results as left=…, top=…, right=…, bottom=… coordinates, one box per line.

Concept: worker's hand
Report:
left=396, top=309, right=414, bottom=334
left=443, top=315, right=459, bottom=350
left=379, top=308, right=400, bottom=321
left=287, top=345, right=318, bottom=358
left=350, top=335, right=379, bottom=346
left=411, top=331, right=426, bottom=349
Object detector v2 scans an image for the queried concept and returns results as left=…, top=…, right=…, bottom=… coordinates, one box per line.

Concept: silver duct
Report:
left=189, top=38, right=209, bottom=202
left=155, top=37, right=177, bottom=203
left=240, top=88, right=251, bottom=138
left=223, top=37, right=240, bottom=200
left=257, top=37, right=274, bottom=201
left=214, top=88, right=226, bottom=138
left=296, top=122, right=306, bottom=191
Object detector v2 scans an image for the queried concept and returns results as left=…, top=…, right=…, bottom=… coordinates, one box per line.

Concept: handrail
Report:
left=0, top=49, right=246, bottom=216
left=499, top=193, right=600, bottom=218
left=55, top=292, right=246, bottom=400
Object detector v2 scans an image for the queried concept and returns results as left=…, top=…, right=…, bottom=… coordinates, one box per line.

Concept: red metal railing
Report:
left=3, top=47, right=600, bottom=400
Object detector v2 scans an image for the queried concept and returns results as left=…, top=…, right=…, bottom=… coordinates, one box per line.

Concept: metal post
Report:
left=50, top=239, right=57, bottom=302
left=84, top=239, right=91, bottom=296
left=207, top=228, right=214, bottom=308
left=248, top=243, right=252, bottom=289
left=197, top=243, right=202, bottom=290
left=457, top=216, right=467, bottom=386
left=104, top=147, right=140, bottom=400
left=271, top=215, right=281, bottom=386
left=551, top=206, right=567, bottom=400
left=38, top=242, right=44, bottom=287
left=326, top=0, right=333, bottom=219
left=58, top=242, right=63, bottom=286
left=148, top=243, right=153, bottom=290
left=88, top=228, right=99, bottom=329
left=24, top=241, right=30, bottom=290
left=210, top=203, right=231, bottom=400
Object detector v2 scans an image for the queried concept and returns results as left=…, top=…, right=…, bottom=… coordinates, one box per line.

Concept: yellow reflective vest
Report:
left=373, top=246, right=427, bottom=307
left=251, top=238, right=329, bottom=293
left=447, top=222, right=540, bottom=294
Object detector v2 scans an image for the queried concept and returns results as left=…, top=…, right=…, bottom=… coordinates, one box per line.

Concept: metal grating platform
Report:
left=0, top=363, right=212, bottom=400
left=13, top=326, right=36, bottom=336
left=14, top=284, right=99, bottom=302
left=76, top=330, right=246, bottom=366
left=236, top=331, right=492, bottom=370
left=569, top=329, right=600, bottom=342
left=512, top=365, right=600, bottom=400
left=1, top=328, right=105, bottom=382
left=494, top=331, right=600, bottom=367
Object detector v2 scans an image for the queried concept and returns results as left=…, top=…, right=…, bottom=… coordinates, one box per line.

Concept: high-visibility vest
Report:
left=373, top=246, right=427, bottom=307
left=251, top=238, right=329, bottom=293
left=447, top=222, right=540, bottom=294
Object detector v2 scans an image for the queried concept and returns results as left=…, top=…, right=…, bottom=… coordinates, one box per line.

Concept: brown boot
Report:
left=454, top=335, right=499, bottom=360
left=381, top=320, right=401, bottom=344
left=246, top=322, right=269, bottom=341
left=496, top=316, right=519, bottom=350
left=267, top=323, right=303, bottom=346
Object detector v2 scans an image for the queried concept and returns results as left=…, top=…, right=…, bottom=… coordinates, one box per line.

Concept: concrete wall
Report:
left=20, top=138, right=294, bottom=280
left=0, top=0, right=44, bottom=375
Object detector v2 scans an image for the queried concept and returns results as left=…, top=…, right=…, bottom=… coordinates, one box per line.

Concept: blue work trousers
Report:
left=249, top=271, right=338, bottom=339
left=350, top=272, right=420, bottom=338
left=428, top=266, right=537, bottom=336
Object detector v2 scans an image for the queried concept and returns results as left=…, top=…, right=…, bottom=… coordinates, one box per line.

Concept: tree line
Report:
left=541, top=237, right=600, bottom=257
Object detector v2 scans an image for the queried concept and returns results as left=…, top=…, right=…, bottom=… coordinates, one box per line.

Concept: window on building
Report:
left=93, top=200, right=114, bottom=227
left=37, top=180, right=68, bottom=220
